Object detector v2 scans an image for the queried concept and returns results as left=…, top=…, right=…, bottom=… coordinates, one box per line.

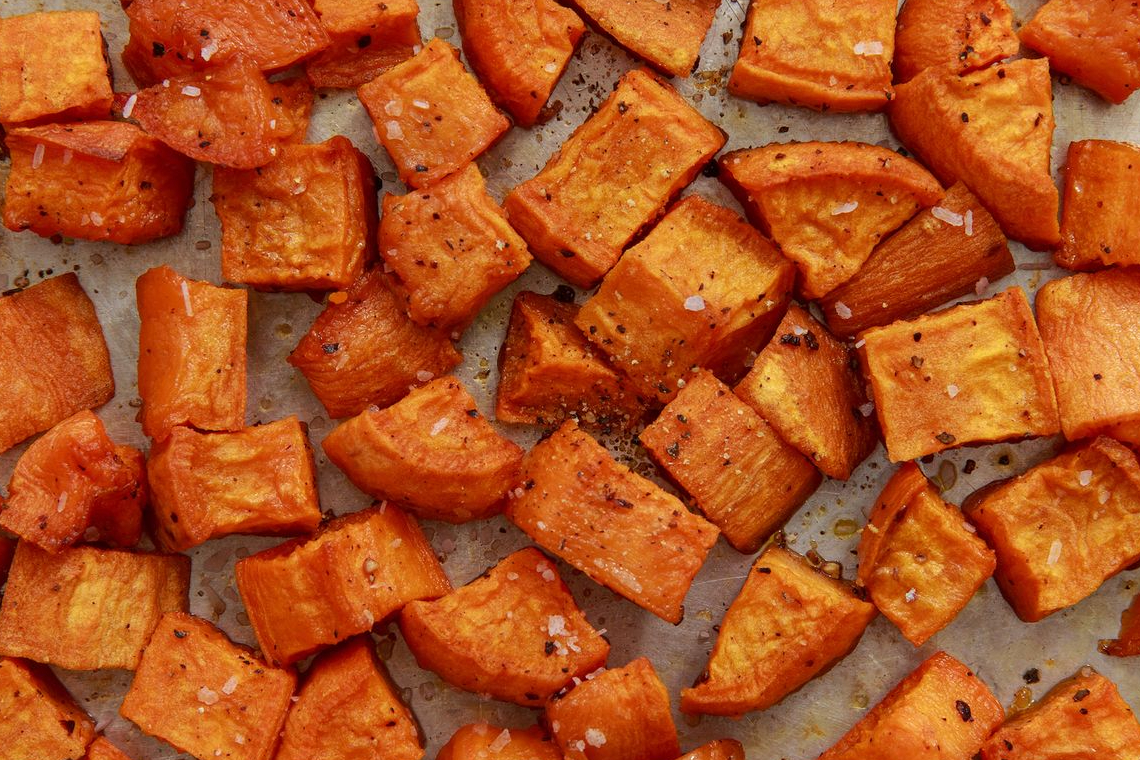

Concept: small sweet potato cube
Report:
left=287, top=270, right=461, bottom=419
left=0, top=543, right=189, bottom=670
left=818, top=651, right=1003, bottom=760
left=438, top=724, right=561, bottom=760
left=137, top=266, right=247, bottom=441
left=735, top=305, right=878, bottom=479
left=359, top=39, right=509, bottom=189
left=856, top=462, right=995, bottom=646
left=893, top=0, right=1019, bottom=83
left=504, top=69, right=726, bottom=288
left=323, top=377, right=524, bottom=523
left=1103, top=592, right=1140, bottom=657
left=546, top=658, right=679, bottom=760
left=85, top=737, right=133, bottom=760
left=508, top=421, right=718, bottom=623
left=235, top=504, right=450, bottom=666
left=568, top=0, right=717, bottom=78
left=305, top=0, right=420, bottom=89
left=1056, top=140, right=1140, bottom=271
left=676, top=740, right=745, bottom=760
left=640, top=371, right=821, bottom=554
left=680, top=547, right=876, bottom=716
left=858, top=287, right=1060, bottom=462
left=401, top=547, right=609, bottom=706
left=0, top=657, right=95, bottom=759
left=574, top=195, right=794, bottom=403
left=0, top=274, right=114, bottom=455
left=380, top=162, right=531, bottom=332
left=820, top=182, right=1013, bottom=338
left=964, top=436, right=1140, bottom=622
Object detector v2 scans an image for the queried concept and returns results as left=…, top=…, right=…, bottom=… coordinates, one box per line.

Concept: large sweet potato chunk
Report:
left=438, top=724, right=562, bottom=760
left=1103, top=592, right=1140, bottom=657
left=1056, top=140, right=1140, bottom=271
left=0, top=656, right=95, bottom=760
left=893, top=0, right=1018, bottom=83
left=568, top=0, right=718, bottom=78
left=305, top=0, right=420, bottom=89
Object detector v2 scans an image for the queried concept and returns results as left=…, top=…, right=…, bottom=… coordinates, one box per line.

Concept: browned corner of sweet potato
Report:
left=1056, top=140, right=1140, bottom=271
left=305, top=0, right=420, bottom=89
left=568, top=0, right=718, bottom=79
left=893, top=0, right=1018, bottom=83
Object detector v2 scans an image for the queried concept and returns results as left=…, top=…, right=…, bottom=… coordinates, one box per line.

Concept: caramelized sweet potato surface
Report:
left=438, top=724, right=562, bottom=760
left=568, top=0, right=718, bottom=78
left=305, top=0, right=420, bottom=89
left=0, top=656, right=96, bottom=760
left=1056, top=140, right=1140, bottom=271
left=893, top=0, right=1018, bottom=83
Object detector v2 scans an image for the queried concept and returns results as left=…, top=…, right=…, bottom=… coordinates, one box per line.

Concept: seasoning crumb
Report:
left=684, top=295, right=706, bottom=312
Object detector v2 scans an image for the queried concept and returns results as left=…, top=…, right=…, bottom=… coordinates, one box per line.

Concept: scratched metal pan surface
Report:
left=0, top=0, right=1137, bottom=757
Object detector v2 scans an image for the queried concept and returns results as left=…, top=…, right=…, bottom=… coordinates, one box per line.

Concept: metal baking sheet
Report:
left=0, top=0, right=1137, bottom=757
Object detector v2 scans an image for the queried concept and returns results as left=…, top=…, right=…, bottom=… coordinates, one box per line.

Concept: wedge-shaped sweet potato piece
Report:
left=324, top=377, right=524, bottom=523
left=858, top=287, right=1060, bottom=462
left=305, top=0, right=420, bottom=89
left=857, top=462, right=995, bottom=646
left=575, top=195, right=794, bottom=403
left=505, top=69, right=726, bottom=288
left=455, top=0, right=584, bottom=125
left=890, top=58, right=1059, bottom=249
left=676, top=740, right=745, bottom=760
left=235, top=504, right=450, bottom=666
left=893, top=0, right=1018, bottom=83
left=820, top=182, right=1013, bottom=338
left=729, top=0, right=896, bottom=112
left=681, top=547, right=876, bottom=716
left=735, top=305, right=878, bottom=479
left=0, top=274, right=113, bottom=455
left=438, top=723, right=562, bottom=760
left=85, top=737, right=133, bottom=760
left=1103, top=592, right=1140, bottom=657
left=546, top=658, right=679, bottom=760
left=380, top=163, right=531, bottom=332
left=1056, top=140, right=1140, bottom=271
left=964, top=436, right=1140, bottom=622
left=137, top=266, right=247, bottom=442
left=0, top=656, right=95, bottom=760
left=568, top=0, right=717, bottom=78
left=401, top=547, right=609, bottom=706
left=288, top=270, right=462, bottom=418
left=1, top=411, right=144, bottom=553
left=640, top=371, right=820, bottom=554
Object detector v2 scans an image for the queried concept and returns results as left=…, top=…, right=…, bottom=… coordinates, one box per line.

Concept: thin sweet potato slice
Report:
left=438, top=724, right=562, bottom=760
left=305, top=0, right=421, bottom=89
left=0, top=656, right=96, bottom=760
left=1103, top=592, right=1140, bottom=657
left=1056, top=140, right=1140, bottom=271
left=893, top=0, right=1018, bottom=83
left=567, top=0, right=718, bottom=78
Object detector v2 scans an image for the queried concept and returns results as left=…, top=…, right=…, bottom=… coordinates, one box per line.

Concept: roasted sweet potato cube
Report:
left=323, top=377, right=524, bottom=523
left=235, top=504, right=450, bottom=666
left=137, top=266, right=247, bottom=441
left=889, top=58, right=1059, bottom=249
left=729, top=0, right=896, bottom=112
left=856, top=462, right=995, bottom=645
left=401, top=547, right=609, bottom=706
left=676, top=740, right=745, bottom=760
left=567, top=0, right=717, bottom=78
left=0, top=656, right=95, bottom=760
left=575, top=195, right=794, bottom=403
left=275, top=637, right=422, bottom=760
left=438, top=723, right=562, bottom=760
left=508, top=421, right=718, bottom=623
left=504, top=69, right=726, bottom=288
left=546, top=658, right=679, bottom=760
left=858, top=287, right=1060, bottom=462
left=380, top=163, right=531, bottom=332
left=0, top=274, right=113, bottom=455
left=287, top=270, right=461, bottom=419
left=640, top=371, right=820, bottom=554
left=1103, top=592, right=1140, bottom=657
left=305, top=0, right=420, bottom=89
left=893, top=0, right=1018, bottom=83
left=820, top=182, right=1013, bottom=338
left=85, top=737, right=133, bottom=760
left=1056, top=140, right=1140, bottom=271
left=680, top=547, right=876, bottom=716
left=964, top=436, right=1140, bottom=622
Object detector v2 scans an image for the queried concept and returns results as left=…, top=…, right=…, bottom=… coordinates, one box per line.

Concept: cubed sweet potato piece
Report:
left=287, top=270, right=462, bottom=419
left=546, top=658, right=679, bottom=760
left=455, top=0, right=584, bottom=125
left=137, top=266, right=247, bottom=442
left=0, top=656, right=95, bottom=760
left=574, top=195, right=794, bottom=403
left=323, top=377, right=524, bottom=523
left=85, top=737, right=133, bottom=760
left=729, top=0, right=896, bottom=112
left=567, top=0, right=717, bottom=78
left=889, top=57, right=1059, bottom=249
left=640, top=371, right=821, bottom=554
left=1056, top=140, right=1140, bottom=271
left=267, top=76, right=315, bottom=145
left=856, top=462, right=995, bottom=646
left=735, top=305, right=879, bottom=479
left=504, top=69, right=726, bottom=288
left=676, top=740, right=745, bottom=760
left=275, top=637, right=422, bottom=760
left=0, top=274, right=114, bottom=455
left=1103, top=592, right=1140, bottom=657
left=305, top=0, right=420, bottom=89
left=380, top=162, right=531, bottom=332
left=401, top=547, right=609, bottom=706
left=820, top=182, right=1013, bottom=338
left=235, top=504, right=450, bottom=666
left=893, top=0, right=1018, bottom=83
left=0, top=542, right=189, bottom=670
left=858, top=287, right=1060, bottom=462
left=1, top=410, right=144, bottom=553
left=438, top=724, right=562, bottom=760
left=964, top=436, right=1140, bottom=622
left=508, top=421, right=718, bottom=623
left=681, top=547, right=875, bottom=716
left=0, top=534, right=13, bottom=586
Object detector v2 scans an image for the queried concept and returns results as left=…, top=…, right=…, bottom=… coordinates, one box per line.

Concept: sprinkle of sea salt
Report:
left=488, top=729, right=512, bottom=753
left=547, top=615, right=567, bottom=637
left=904, top=588, right=917, bottom=603
left=1046, top=539, right=1062, bottom=566
left=585, top=729, right=607, bottom=748
left=412, top=99, right=430, bottom=109
left=384, top=100, right=403, bottom=116
left=964, top=210, right=974, bottom=236
left=835, top=301, right=853, bottom=320
left=162, top=79, right=171, bottom=88
left=1078, top=469, right=1093, bottom=486
left=854, top=339, right=865, bottom=349
left=859, top=402, right=874, bottom=417
left=853, top=40, right=884, bottom=56
left=89, top=211, right=103, bottom=226
left=946, top=384, right=960, bottom=399
left=56, top=492, right=68, bottom=513
left=201, top=39, right=219, bottom=61
left=386, top=121, right=404, bottom=140
left=415, top=370, right=434, bottom=382
left=390, top=538, right=403, bottom=549
left=506, top=571, right=519, bottom=580
left=574, top=741, right=587, bottom=753
left=931, top=206, right=964, bottom=226
left=234, top=734, right=245, bottom=746
left=197, top=686, right=220, bottom=705
left=831, top=201, right=859, bottom=215
left=62, top=149, right=73, bottom=165
left=1099, top=489, right=1111, bottom=505
left=181, top=281, right=194, bottom=317
left=122, top=93, right=138, bottom=118
left=543, top=62, right=558, bottom=73
left=181, top=85, right=201, bottom=97
left=430, top=418, right=450, bottom=436
left=31, top=144, right=44, bottom=169
left=792, top=325, right=807, bottom=336
left=221, top=676, right=238, bottom=695
left=683, top=295, right=706, bottom=312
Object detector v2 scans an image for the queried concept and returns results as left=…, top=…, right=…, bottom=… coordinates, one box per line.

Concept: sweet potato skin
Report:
left=1103, top=592, right=1140, bottom=657
left=1056, top=140, right=1140, bottom=271
left=438, top=724, right=562, bottom=760
left=304, top=0, right=420, bottom=89
left=567, top=0, right=718, bottom=78
left=893, top=0, right=1019, bottom=83
left=0, top=656, right=96, bottom=760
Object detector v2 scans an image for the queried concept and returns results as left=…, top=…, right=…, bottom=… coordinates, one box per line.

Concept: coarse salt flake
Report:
left=585, top=729, right=607, bottom=748
left=234, top=734, right=246, bottom=745
left=1078, top=469, right=1093, bottom=487
left=1099, top=489, right=1111, bottom=505
left=384, top=99, right=403, bottom=116
left=197, top=686, right=220, bottom=705
left=543, top=62, right=558, bottom=73
left=975, top=276, right=989, bottom=296
left=574, top=741, right=586, bottom=752
left=181, top=281, right=194, bottom=317
left=854, top=339, right=865, bottom=349
left=89, top=211, right=103, bottom=226
left=853, top=40, right=884, bottom=56
left=412, top=99, right=430, bottom=109
left=200, top=39, right=219, bottom=61
left=221, top=676, right=238, bottom=695
left=430, top=418, right=450, bottom=436
left=831, top=201, right=859, bottom=215
left=122, top=93, right=138, bottom=118
left=506, top=571, right=519, bottom=580
left=946, top=384, right=960, bottom=398
left=495, top=239, right=507, bottom=250
left=31, top=144, right=44, bottom=169
left=964, top=210, right=974, bottom=236
left=386, top=121, right=404, bottom=140
left=858, top=402, right=875, bottom=417
left=1046, top=539, right=1062, bottom=565
left=792, top=325, right=807, bottom=336
left=835, top=301, right=853, bottom=320
left=683, top=295, right=706, bottom=312
left=625, top=197, right=636, bottom=207
left=931, top=206, right=964, bottom=226
left=182, top=85, right=201, bottom=97
left=488, top=729, right=512, bottom=753
left=62, top=149, right=73, bottom=165
left=415, top=370, right=435, bottom=382
left=904, top=588, right=917, bottom=603
left=56, top=492, right=68, bottom=513
left=547, top=615, right=567, bottom=636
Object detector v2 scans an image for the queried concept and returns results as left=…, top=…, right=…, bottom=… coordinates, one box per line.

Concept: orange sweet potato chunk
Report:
left=505, top=69, right=726, bottom=288
left=546, top=658, right=680, bottom=760
left=681, top=547, right=876, bottom=717
left=0, top=656, right=96, bottom=760
left=508, top=421, right=719, bottom=623
left=575, top=195, right=794, bottom=403
left=323, top=377, right=524, bottom=523
left=1103, top=592, right=1140, bottom=657
left=137, top=266, right=247, bottom=441
left=676, top=740, right=745, bottom=760
left=1056, top=140, right=1140, bottom=271
left=305, top=0, right=420, bottom=89
left=640, top=371, right=821, bottom=554
left=568, top=0, right=718, bottom=78
left=438, top=724, right=562, bottom=760
left=858, top=287, right=1060, bottom=462
left=235, top=504, right=450, bottom=666
left=893, top=0, right=1018, bottom=83
left=0, top=274, right=114, bottom=455
left=85, top=737, right=134, bottom=760
left=889, top=58, right=1059, bottom=249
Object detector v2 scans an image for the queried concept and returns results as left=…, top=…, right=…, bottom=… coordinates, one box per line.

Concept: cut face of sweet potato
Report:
left=676, top=740, right=745, bottom=760
left=305, top=0, right=421, bottom=89
left=893, top=0, right=1018, bottom=83
left=1056, top=140, right=1140, bottom=271
left=0, top=657, right=95, bottom=760
left=567, top=0, right=717, bottom=78
left=1103, top=592, right=1140, bottom=657
left=438, top=724, right=561, bottom=760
